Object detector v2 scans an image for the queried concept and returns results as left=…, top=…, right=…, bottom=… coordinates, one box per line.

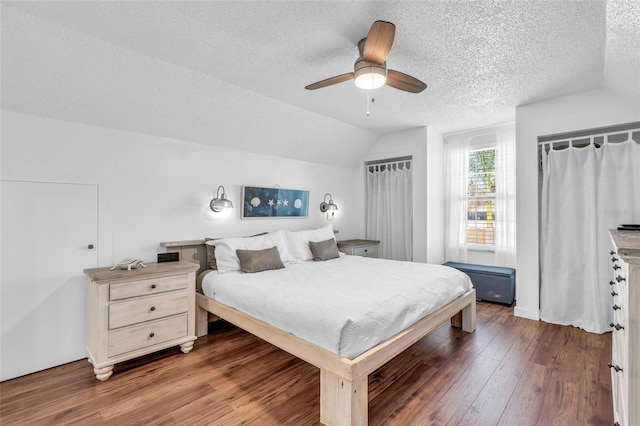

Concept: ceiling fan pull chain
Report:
left=366, top=91, right=371, bottom=116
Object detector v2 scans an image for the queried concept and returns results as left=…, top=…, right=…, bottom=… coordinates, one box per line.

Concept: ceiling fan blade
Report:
left=386, top=69, right=427, bottom=93
left=305, top=72, right=354, bottom=90
left=362, top=21, right=396, bottom=64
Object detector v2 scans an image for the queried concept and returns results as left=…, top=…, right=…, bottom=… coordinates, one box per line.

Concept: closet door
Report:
left=1, top=180, right=98, bottom=381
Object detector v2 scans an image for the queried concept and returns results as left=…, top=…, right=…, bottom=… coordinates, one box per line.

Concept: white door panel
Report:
left=1, top=180, right=98, bottom=381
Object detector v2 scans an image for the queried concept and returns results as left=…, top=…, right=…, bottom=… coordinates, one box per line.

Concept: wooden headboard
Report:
left=159, top=239, right=209, bottom=275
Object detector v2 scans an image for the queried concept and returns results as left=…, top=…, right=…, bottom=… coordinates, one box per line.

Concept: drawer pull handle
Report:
left=613, top=304, right=621, bottom=311
left=610, top=250, right=616, bottom=255
left=610, top=322, right=624, bottom=330
left=149, top=332, right=155, bottom=338
left=613, top=264, right=621, bottom=271
left=608, top=363, right=623, bottom=372
left=611, top=291, right=618, bottom=297
left=609, top=280, right=615, bottom=286
left=616, top=275, right=625, bottom=283
left=151, top=284, right=157, bottom=289
left=150, top=306, right=156, bottom=312
left=611, top=256, right=618, bottom=263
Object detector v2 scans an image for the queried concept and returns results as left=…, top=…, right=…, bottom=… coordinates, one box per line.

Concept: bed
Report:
left=161, top=227, right=476, bottom=426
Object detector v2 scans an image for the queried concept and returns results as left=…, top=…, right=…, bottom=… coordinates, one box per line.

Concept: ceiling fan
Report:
left=305, top=20, right=427, bottom=93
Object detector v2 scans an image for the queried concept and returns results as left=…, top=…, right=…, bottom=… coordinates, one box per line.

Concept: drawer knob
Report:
left=616, top=275, right=625, bottom=283
left=613, top=264, right=621, bottom=271
left=609, top=280, right=615, bottom=286
left=610, top=250, right=616, bottom=255
left=611, top=256, right=618, bottom=263
left=150, top=306, right=156, bottom=312
left=149, top=332, right=155, bottom=338
left=611, top=291, right=618, bottom=297
left=610, top=322, right=624, bottom=331
left=613, top=304, right=621, bottom=311
left=608, top=363, right=623, bottom=372
left=151, top=284, right=157, bottom=289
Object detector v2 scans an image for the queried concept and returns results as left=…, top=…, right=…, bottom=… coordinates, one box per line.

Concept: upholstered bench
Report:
left=443, top=262, right=515, bottom=305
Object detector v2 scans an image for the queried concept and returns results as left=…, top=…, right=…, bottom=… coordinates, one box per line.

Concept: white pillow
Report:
left=207, top=230, right=295, bottom=273
left=285, top=224, right=335, bottom=261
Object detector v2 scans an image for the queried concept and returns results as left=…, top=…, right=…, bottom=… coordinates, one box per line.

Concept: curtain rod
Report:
left=365, top=155, right=412, bottom=166
left=444, top=121, right=514, bottom=138
left=537, top=121, right=640, bottom=143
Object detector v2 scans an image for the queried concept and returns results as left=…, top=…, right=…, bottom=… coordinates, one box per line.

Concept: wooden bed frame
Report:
left=160, top=239, right=476, bottom=426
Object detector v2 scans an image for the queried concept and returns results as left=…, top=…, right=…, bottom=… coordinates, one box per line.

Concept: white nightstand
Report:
left=84, top=261, right=199, bottom=380
left=337, top=239, right=380, bottom=258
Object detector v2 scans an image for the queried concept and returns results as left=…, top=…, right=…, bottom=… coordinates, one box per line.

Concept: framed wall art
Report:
left=241, top=186, right=309, bottom=219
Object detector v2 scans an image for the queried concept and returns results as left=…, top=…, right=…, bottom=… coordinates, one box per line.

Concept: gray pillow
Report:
left=309, top=238, right=340, bottom=261
left=236, top=246, right=285, bottom=273
left=204, top=238, right=218, bottom=270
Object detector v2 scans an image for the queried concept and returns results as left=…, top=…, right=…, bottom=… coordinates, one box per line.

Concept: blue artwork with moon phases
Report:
left=242, top=186, right=309, bottom=218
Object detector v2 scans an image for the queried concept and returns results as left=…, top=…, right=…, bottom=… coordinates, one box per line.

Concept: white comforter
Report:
left=201, top=255, right=472, bottom=359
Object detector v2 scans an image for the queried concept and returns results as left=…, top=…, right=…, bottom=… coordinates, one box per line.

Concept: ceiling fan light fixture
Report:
left=305, top=21, right=425, bottom=93
left=354, top=63, right=386, bottom=90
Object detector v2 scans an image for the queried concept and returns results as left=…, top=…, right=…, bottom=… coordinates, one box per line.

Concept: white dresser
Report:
left=609, top=230, right=640, bottom=426
left=84, top=261, right=199, bottom=380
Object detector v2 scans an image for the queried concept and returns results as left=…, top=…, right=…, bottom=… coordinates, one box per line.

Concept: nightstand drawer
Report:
left=110, top=275, right=188, bottom=300
left=109, top=290, right=189, bottom=329
left=337, top=239, right=380, bottom=258
left=108, top=314, right=188, bottom=357
left=352, top=246, right=378, bottom=257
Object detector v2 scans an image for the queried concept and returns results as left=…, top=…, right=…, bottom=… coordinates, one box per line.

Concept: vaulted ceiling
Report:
left=2, top=1, right=639, bottom=167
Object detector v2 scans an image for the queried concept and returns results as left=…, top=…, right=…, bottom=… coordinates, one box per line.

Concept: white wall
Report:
left=426, top=127, right=445, bottom=264
left=1, top=110, right=364, bottom=266
left=515, top=88, right=640, bottom=320
left=363, top=126, right=445, bottom=264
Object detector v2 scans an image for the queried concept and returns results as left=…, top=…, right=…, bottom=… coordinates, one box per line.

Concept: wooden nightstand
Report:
left=337, top=239, right=380, bottom=258
left=84, top=261, right=199, bottom=380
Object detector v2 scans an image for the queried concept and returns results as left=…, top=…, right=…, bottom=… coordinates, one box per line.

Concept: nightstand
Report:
left=84, top=261, right=199, bottom=380
left=337, top=239, right=380, bottom=258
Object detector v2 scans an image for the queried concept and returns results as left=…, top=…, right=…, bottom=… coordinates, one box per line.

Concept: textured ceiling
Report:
left=2, top=1, right=639, bottom=165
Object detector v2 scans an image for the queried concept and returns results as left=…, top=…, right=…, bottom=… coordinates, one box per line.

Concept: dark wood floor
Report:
left=0, top=302, right=612, bottom=425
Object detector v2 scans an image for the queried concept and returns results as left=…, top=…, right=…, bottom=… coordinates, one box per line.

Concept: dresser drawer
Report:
left=612, top=326, right=626, bottom=365
left=109, top=290, right=189, bottom=329
left=108, top=314, right=188, bottom=357
left=110, top=275, right=188, bottom=300
left=612, top=367, right=626, bottom=426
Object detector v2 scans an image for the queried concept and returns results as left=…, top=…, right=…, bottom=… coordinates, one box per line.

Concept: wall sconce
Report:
left=210, top=185, right=234, bottom=212
left=319, top=193, right=338, bottom=213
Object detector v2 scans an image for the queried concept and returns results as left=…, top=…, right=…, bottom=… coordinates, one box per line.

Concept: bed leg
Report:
left=450, top=311, right=462, bottom=328
left=320, top=369, right=367, bottom=426
left=196, top=303, right=209, bottom=337
left=450, top=300, right=476, bottom=332
left=462, top=300, right=476, bottom=332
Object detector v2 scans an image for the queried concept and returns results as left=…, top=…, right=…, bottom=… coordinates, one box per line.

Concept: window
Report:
left=467, top=148, right=495, bottom=246
left=444, top=123, right=515, bottom=264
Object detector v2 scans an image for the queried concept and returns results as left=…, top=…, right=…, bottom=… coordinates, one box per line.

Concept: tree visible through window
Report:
left=468, top=148, right=496, bottom=245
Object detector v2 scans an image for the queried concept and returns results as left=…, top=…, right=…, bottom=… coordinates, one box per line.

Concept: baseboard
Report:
left=514, top=305, right=540, bottom=321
